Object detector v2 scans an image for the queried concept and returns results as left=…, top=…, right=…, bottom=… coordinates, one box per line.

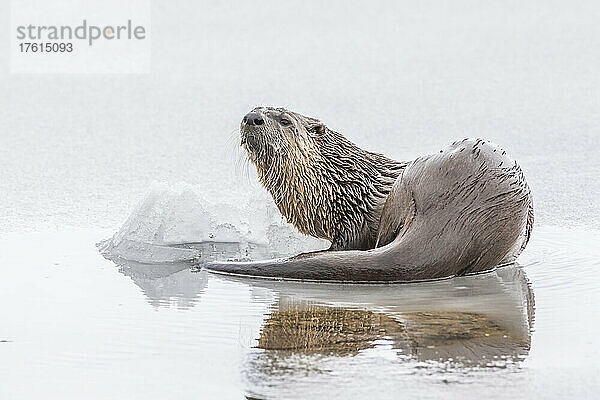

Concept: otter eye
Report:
left=280, top=118, right=291, bottom=126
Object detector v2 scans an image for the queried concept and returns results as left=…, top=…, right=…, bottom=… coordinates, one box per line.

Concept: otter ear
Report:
left=308, top=122, right=326, bottom=135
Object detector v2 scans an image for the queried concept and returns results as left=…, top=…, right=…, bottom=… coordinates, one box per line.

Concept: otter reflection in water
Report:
left=238, top=265, right=534, bottom=367
left=257, top=301, right=530, bottom=364
left=111, top=253, right=533, bottom=366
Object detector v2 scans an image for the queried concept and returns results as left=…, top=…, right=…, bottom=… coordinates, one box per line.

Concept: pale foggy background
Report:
left=0, top=0, right=599, bottom=234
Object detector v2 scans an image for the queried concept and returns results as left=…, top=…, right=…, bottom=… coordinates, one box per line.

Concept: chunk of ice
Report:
left=99, top=182, right=328, bottom=263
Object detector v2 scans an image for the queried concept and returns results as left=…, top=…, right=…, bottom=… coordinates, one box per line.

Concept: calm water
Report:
left=1, top=1, right=600, bottom=399
left=1, top=227, right=599, bottom=399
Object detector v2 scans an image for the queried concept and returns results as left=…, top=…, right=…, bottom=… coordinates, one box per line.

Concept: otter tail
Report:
left=202, top=243, right=456, bottom=283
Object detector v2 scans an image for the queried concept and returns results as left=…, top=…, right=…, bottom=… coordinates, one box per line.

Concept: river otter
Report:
left=204, top=107, right=534, bottom=282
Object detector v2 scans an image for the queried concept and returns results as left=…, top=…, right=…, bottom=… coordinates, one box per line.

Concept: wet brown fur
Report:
left=242, top=107, right=406, bottom=250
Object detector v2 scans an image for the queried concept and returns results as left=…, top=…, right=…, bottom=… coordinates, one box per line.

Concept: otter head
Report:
left=240, top=107, right=325, bottom=169
left=239, top=106, right=405, bottom=249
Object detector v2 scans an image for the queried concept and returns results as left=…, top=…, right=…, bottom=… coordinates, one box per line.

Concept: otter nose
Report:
left=243, top=112, right=264, bottom=126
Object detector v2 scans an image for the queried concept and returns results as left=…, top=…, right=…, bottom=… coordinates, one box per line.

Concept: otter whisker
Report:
left=226, top=128, right=241, bottom=146
left=234, top=148, right=255, bottom=186
left=227, top=128, right=256, bottom=186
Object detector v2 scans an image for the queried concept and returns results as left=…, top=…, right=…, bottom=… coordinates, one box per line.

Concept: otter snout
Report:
left=240, top=111, right=265, bottom=153
left=242, top=112, right=264, bottom=126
